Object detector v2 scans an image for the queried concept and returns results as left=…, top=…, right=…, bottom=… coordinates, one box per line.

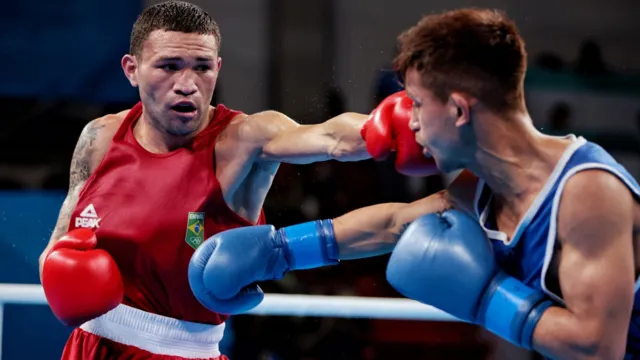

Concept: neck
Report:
left=135, top=106, right=213, bottom=153
left=467, top=109, right=567, bottom=210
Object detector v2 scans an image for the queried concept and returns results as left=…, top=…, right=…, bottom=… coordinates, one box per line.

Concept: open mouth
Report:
left=171, top=102, right=197, bottom=114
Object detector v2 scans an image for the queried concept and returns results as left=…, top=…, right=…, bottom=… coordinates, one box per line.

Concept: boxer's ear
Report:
left=449, top=92, right=475, bottom=128
left=121, top=54, right=139, bottom=88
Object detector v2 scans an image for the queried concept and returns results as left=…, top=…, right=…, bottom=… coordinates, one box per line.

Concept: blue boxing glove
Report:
left=386, top=210, right=554, bottom=350
left=189, top=220, right=337, bottom=314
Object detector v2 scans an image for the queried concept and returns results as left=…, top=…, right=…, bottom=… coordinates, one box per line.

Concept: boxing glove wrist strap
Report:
left=278, top=220, right=338, bottom=270
left=477, top=272, right=554, bottom=350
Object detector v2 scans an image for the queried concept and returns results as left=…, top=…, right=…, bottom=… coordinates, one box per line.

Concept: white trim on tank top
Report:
left=474, top=135, right=586, bottom=248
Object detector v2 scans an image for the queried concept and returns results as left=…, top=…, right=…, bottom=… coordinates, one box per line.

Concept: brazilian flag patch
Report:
left=185, top=212, right=205, bottom=249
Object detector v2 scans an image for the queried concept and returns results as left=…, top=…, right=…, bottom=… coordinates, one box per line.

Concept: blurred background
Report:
left=0, top=0, right=639, bottom=359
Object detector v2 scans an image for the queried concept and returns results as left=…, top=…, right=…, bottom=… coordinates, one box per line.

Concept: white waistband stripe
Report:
left=79, top=304, right=224, bottom=359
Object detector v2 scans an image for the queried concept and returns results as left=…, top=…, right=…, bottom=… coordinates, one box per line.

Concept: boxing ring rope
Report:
left=0, top=283, right=459, bottom=359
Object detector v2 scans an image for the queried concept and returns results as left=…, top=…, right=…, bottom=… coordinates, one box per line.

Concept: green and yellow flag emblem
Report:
left=185, top=212, right=205, bottom=249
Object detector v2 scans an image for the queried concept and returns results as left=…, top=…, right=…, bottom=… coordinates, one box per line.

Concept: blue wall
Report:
left=0, top=191, right=71, bottom=360
left=0, top=1, right=141, bottom=103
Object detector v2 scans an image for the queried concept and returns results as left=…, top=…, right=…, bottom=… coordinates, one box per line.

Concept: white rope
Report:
left=0, top=283, right=459, bottom=321
left=0, top=284, right=45, bottom=305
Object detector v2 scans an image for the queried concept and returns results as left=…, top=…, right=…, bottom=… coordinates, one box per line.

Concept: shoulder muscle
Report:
left=71, top=112, right=123, bottom=186
left=216, top=110, right=300, bottom=164
left=237, top=111, right=299, bottom=145
left=558, top=169, right=634, bottom=254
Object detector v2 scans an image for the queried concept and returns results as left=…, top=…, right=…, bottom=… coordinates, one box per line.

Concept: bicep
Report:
left=555, top=171, right=635, bottom=349
left=558, top=227, right=634, bottom=325
left=260, top=123, right=334, bottom=163
left=258, top=112, right=369, bottom=163
left=236, top=111, right=304, bottom=162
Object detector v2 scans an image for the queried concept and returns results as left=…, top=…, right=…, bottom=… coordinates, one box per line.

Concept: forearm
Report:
left=39, top=196, right=74, bottom=281
left=323, top=112, right=370, bottom=161
left=332, top=203, right=406, bottom=260
left=333, top=191, right=450, bottom=260
left=277, top=192, right=449, bottom=271
left=532, top=307, right=626, bottom=360
left=39, top=177, right=87, bottom=281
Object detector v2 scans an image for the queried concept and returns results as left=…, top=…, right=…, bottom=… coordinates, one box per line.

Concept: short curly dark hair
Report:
left=394, top=8, right=527, bottom=112
left=129, top=1, right=221, bottom=57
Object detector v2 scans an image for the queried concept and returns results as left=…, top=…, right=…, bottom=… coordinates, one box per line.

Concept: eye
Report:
left=194, top=65, right=211, bottom=72
left=159, top=64, right=179, bottom=71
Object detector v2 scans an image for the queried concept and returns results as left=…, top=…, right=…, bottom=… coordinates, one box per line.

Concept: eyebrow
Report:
left=157, top=57, right=213, bottom=62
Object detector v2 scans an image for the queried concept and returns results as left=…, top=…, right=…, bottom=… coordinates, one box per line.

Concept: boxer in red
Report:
left=37, top=1, right=434, bottom=359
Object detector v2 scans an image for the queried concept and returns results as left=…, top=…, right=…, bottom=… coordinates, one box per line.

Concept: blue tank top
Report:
left=474, top=135, right=640, bottom=356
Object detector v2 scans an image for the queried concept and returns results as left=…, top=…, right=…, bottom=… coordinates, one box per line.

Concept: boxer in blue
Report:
left=188, top=8, right=640, bottom=359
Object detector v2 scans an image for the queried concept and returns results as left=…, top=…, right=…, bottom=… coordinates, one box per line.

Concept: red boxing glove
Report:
left=42, top=228, right=124, bottom=327
left=361, top=91, right=438, bottom=177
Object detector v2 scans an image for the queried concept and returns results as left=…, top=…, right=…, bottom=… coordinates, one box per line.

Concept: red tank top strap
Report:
left=192, top=104, right=244, bottom=150
left=112, top=102, right=242, bottom=150
left=114, top=102, right=143, bottom=142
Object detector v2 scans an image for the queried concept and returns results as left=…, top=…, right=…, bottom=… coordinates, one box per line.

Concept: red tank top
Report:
left=68, top=102, right=266, bottom=325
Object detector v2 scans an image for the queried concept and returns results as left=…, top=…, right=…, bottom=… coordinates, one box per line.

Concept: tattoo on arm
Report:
left=49, top=121, right=105, bottom=241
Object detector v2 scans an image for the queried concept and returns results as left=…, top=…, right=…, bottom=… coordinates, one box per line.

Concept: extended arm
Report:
left=237, top=110, right=370, bottom=164
left=188, top=190, right=454, bottom=314
left=236, top=91, right=436, bottom=176
left=333, top=191, right=450, bottom=260
left=187, top=169, right=478, bottom=315
left=323, top=169, right=476, bottom=260
left=260, top=111, right=370, bottom=163
left=532, top=170, right=635, bottom=359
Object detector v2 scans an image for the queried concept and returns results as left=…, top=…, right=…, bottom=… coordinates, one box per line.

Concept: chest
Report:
left=70, top=143, right=231, bottom=256
left=483, top=198, right=553, bottom=285
left=490, top=191, right=544, bottom=240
